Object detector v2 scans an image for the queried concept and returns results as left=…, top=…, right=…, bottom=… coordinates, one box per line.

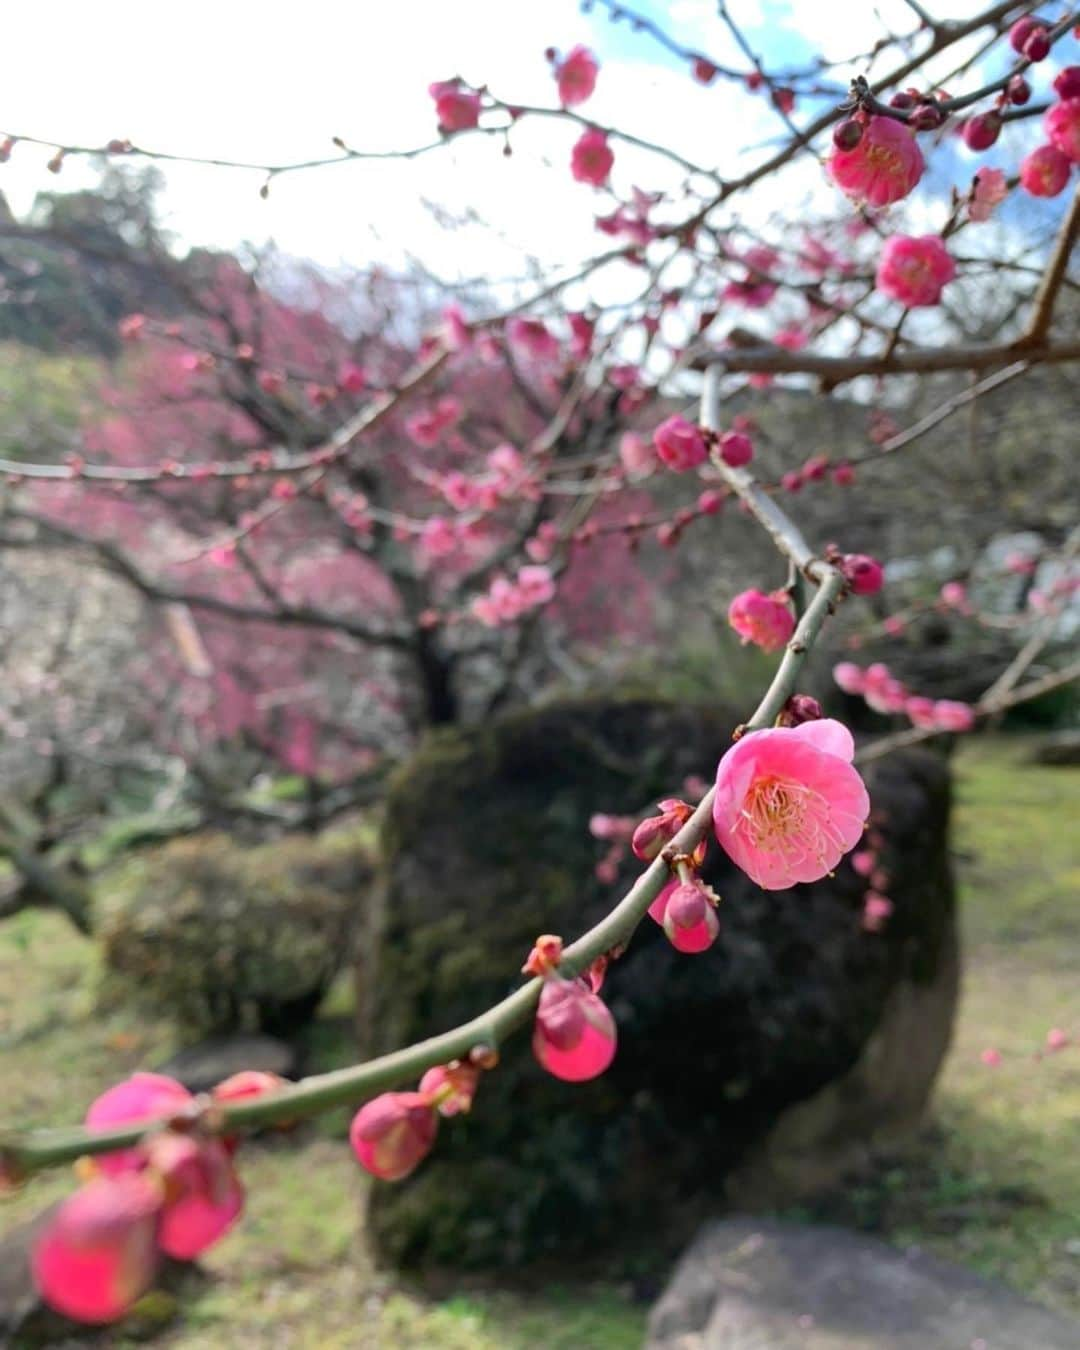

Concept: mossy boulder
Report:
left=98, top=824, right=374, bottom=1035
left=371, top=697, right=956, bottom=1271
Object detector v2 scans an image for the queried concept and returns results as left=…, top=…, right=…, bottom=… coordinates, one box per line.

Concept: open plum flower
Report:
left=712, top=719, right=869, bottom=890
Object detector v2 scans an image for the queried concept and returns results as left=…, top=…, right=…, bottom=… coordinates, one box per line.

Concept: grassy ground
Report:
left=2, top=736, right=1078, bottom=1344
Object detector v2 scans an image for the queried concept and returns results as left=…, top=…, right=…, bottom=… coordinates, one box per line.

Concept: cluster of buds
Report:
left=834, top=661, right=976, bottom=732
left=32, top=1069, right=285, bottom=1324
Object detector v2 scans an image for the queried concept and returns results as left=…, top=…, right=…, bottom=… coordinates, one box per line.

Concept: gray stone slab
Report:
left=648, top=1218, right=1080, bottom=1350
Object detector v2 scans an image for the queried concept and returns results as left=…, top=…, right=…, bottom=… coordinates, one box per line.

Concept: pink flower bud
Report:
left=692, top=57, right=718, bottom=85
left=350, top=1092, right=439, bottom=1181
left=419, top=1062, right=480, bottom=1116
left=653, top=415, right=708, bottom=472
left=778, top=694, right=823, bottom=726
left=905, top=695, right=937, bottom=729
left=832, top=461, right=856, bottom=486
left=533, top=978, right=616, bottom=1081
left=556, top=45, right=599, bottom=107
left=1009, top=16, right=1039, bottom=52
left=932, top=699, right=976, bottom=733
left=337, top=361, right=367, bottom=394
left=833, top=661, right=866, bottom=695
left=1021, top=143, right=1072, bottom=197
left=939, top=580, right=967, bottom=609
left=571, top=128, right=614, bottom=186
left=631, top=798, right=693, bottom=861
left=1046, top=1027, right=1070, bottom=1052
left=980, top=1047, right=1002, bottom=1067
left=851, top=849, right=876, bottom=877
left=718, top=430, right=754, bottom=467
left=85, top=1073, right=194, bottom=1177
left=32, top=1175, right=162, bottom=1324
left=862, top=891, right=894, bottom=931
left=1023, top=26, right=1050, bottom=61
left=728, top=588, right=795, bottom=652
left=651, top=879, right=721, bottom=953
left=1046, top=99, right=1080, bottom=162
left=962, top=112, right=1001, bottom=151
left=832, top=118, right=864, bottom=151
left=1054, top=67, right=1080, bottom=100
left=842, top=553, right=885, bottom=595
left=144, top=1135, right=244, bottom=1260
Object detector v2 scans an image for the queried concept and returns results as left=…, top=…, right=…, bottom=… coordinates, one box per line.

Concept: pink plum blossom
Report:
left=712, top=719, right=869, bottom=890
left=833, top=661, right=866, bottom=695
left=144, top=1134, right=244, bottom=1260
left=876, top=235, right=955, bottom=308
left=430, top=81, right=481, bottom=132
left=653, top=415, right=708, bottom=472
left=932, top=699, right=976, bottom=732
left=1046, top=99, right=1080, bottom=162
left=1020, top=144, right=1072, bottom=197
left=940, top=580, right=968, bottom=610
left=33, top=1174, right=162, bottom=1324
left=980, top=1047, right=1002, bottom=1067
left=350, top=1092, right=439, bottom=1180
left=533, top=977, right=617, bottom=1081
left=619, top=431, right=654, bottom=477
left=905, top=696, right=938, bottom=729
left=571, top=128, right=614, bottom=186
left=828, top=116, right=924, bottom=207
left=727, top=588, right=795, bottom=652
left=555, top=45, right=599, bottom=107
left=419, top=516, right=459, bottom=561
left=507, top=317, right=560, bottom=361
left=968, top=167, right=1009, bottom=220
left=567, top=311, right=595, bottom=358
left=862, top=891, right=894, bottom=932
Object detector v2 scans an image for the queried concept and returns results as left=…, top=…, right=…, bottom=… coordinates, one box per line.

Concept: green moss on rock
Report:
left=97, top=825, right=374, bottom=1035
left=371, top=696, right=955, bottom=1270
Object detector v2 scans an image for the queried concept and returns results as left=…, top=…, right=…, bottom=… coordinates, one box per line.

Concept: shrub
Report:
left=97, top=825, right=374, bottom=1034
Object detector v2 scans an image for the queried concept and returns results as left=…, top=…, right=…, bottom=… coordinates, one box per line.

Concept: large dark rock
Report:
left=370, top=697, right=957, bottom=1270
left=647, top=1218, right=1080, bottom=1348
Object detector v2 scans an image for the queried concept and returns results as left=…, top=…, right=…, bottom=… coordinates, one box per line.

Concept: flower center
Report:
left=740, top=775, right=807, bottom=850
left=737, top=773, right=848, bottom=869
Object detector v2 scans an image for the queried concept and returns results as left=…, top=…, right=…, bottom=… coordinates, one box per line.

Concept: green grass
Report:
left=2, top=735, right=1078, bottom=1342
left=0, top=908, right=643, bottom=1348
left=798, top=735, right=1080, bottom=1315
